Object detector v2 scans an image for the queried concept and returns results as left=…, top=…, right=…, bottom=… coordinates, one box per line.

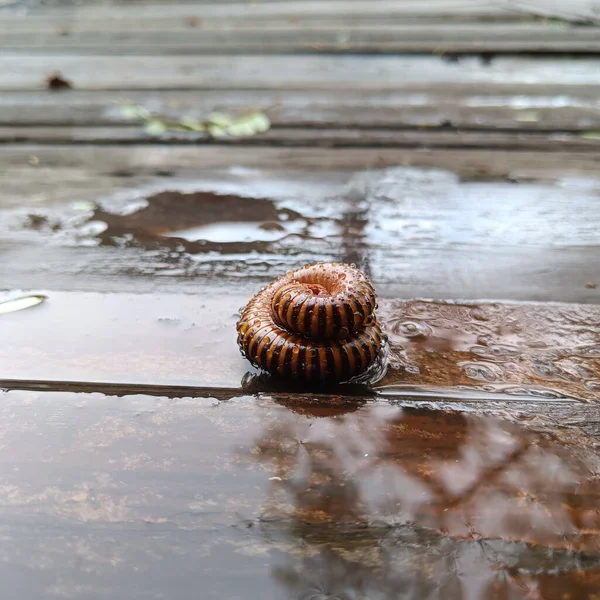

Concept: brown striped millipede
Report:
left=236, top=262, right=384, bottom=382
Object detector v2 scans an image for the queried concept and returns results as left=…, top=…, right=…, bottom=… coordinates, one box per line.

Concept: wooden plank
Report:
left=3, top=291, right=600, bottom=400
left=0, top=389, right=599, bottom=600
left=2, top=55, right=600, bottom=91
left=0, top=0, right=560, bottom=26
left=505, top=0, right=600, bottom=24
left=1, top=290, right=599, bottom=400
left=2, top=155, right=600, bottom=391
left=3, top=147, right=600, bottom=301
left=9, top=0, right=600, bottom=24
left=3, top=89, right=600, bottom=132
left=3, top=239, right=600, bottom=301
left=0, top=152, right=598, bottom=286
left=0, top=89, right=598, bottom=130
left=0, top=125, right=597, bottom=151
left=3, top=23, right=599, bottom=54
left=1, top=144, right=599, bottom=178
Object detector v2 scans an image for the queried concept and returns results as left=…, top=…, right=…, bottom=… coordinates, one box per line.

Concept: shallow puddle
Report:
left=1, top=291, right=599, bottom=401
left=0, top=390, right=598, bottom=599
left=7, top=166, right=600, bottom=301
left=380, top=298, right=600, bottom=401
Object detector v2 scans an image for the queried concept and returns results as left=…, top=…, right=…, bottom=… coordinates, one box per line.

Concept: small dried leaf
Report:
left=0, top=295, right=47, bottom=316
left=46, top=73, right=72, bottom=91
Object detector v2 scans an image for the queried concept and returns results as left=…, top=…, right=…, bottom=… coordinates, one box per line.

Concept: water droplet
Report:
left=476, top=334, right=493, bottom=346
left=350, top=263, right=356, bottom=268
left=524, top=387, right=565, bottom=399
left=471, top=344, right=521, bottom=361
left=584, top=380, right=600, bottom=392
left=531, top=362, right=559, bottom=380
left=461, top=361, right=501, bottom=382
left=469, top=307, right=489, bottom=321
left=157, top=316, right=181, bottom=325
left=500, top=385, right=562, bottom=399
left=573, top=345, right=600, bottom=358
left=391, top=320, right=432, bottom=339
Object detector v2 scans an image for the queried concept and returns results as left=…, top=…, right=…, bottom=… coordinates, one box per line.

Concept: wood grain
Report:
left=8, top=0, right=600, bottom=24
left=0, top=125, right=597, bottom=151
left=3, top=55, right=600, bottom=91
left=3, top=88, right=600, bottom=131
left=2, top=157, right=600, bottom=300
left=1, top=291, right=599, bottom=401
left=1, top=144, right=599, bottom=177
left=0, top=0, right=570, bottom=26
left=3, top=23, right=599, bottom=54
left=2, top=0, right=600, bottom=595
left=0, top=389, right=598, bottom=600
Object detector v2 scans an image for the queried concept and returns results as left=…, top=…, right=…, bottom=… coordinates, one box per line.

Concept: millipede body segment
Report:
left=236, top=262, right=383, bottom=382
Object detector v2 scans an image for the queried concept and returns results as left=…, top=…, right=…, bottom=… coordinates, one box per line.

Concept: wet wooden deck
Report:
left=2, top=1, right=600, bottom=598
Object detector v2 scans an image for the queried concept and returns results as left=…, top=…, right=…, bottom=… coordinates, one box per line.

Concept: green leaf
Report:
left=179, top=116, right=207, bottom=132
left=120, top=103, right=151, bottom=120
left=207, top=112, right=235, bottom=128
left=515, top=111, right=539, bottom=123
left=0, top=295, right=47, bottom=316
left=581, top=131, right=600, bottom=140
left=123, top=101, right=270, bottom=139
left=227, top=111, right=270, bottom=137
left=207, top=124, right=229, bottom=138
left=70, top=201, right=97, bottom=211
left=144, top=120, right=167, bottom=137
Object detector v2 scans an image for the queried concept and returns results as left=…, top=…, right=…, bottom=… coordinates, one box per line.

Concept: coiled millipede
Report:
left=236, top=262, right=384, bottom=382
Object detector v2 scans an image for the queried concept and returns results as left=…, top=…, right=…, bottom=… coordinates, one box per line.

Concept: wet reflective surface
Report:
left=5, top=166, right=600, bottom=302
left=1, top=290, right=599, bottom=401
left=1, top=129, right=599, bottom=600
left=382, top=299, right=600, bottom=402
left=0, top=390, right=599, bottom=599
left=4, top=8, right=600, bottom=598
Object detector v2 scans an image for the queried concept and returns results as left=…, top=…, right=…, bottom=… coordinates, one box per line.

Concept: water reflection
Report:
left=382, top=299, right=600, bottom=402
left=243, top=404, right=600, bottom=599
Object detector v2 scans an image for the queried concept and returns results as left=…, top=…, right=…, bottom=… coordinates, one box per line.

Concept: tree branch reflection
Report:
left=242, top=402, right=600, bottom=599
